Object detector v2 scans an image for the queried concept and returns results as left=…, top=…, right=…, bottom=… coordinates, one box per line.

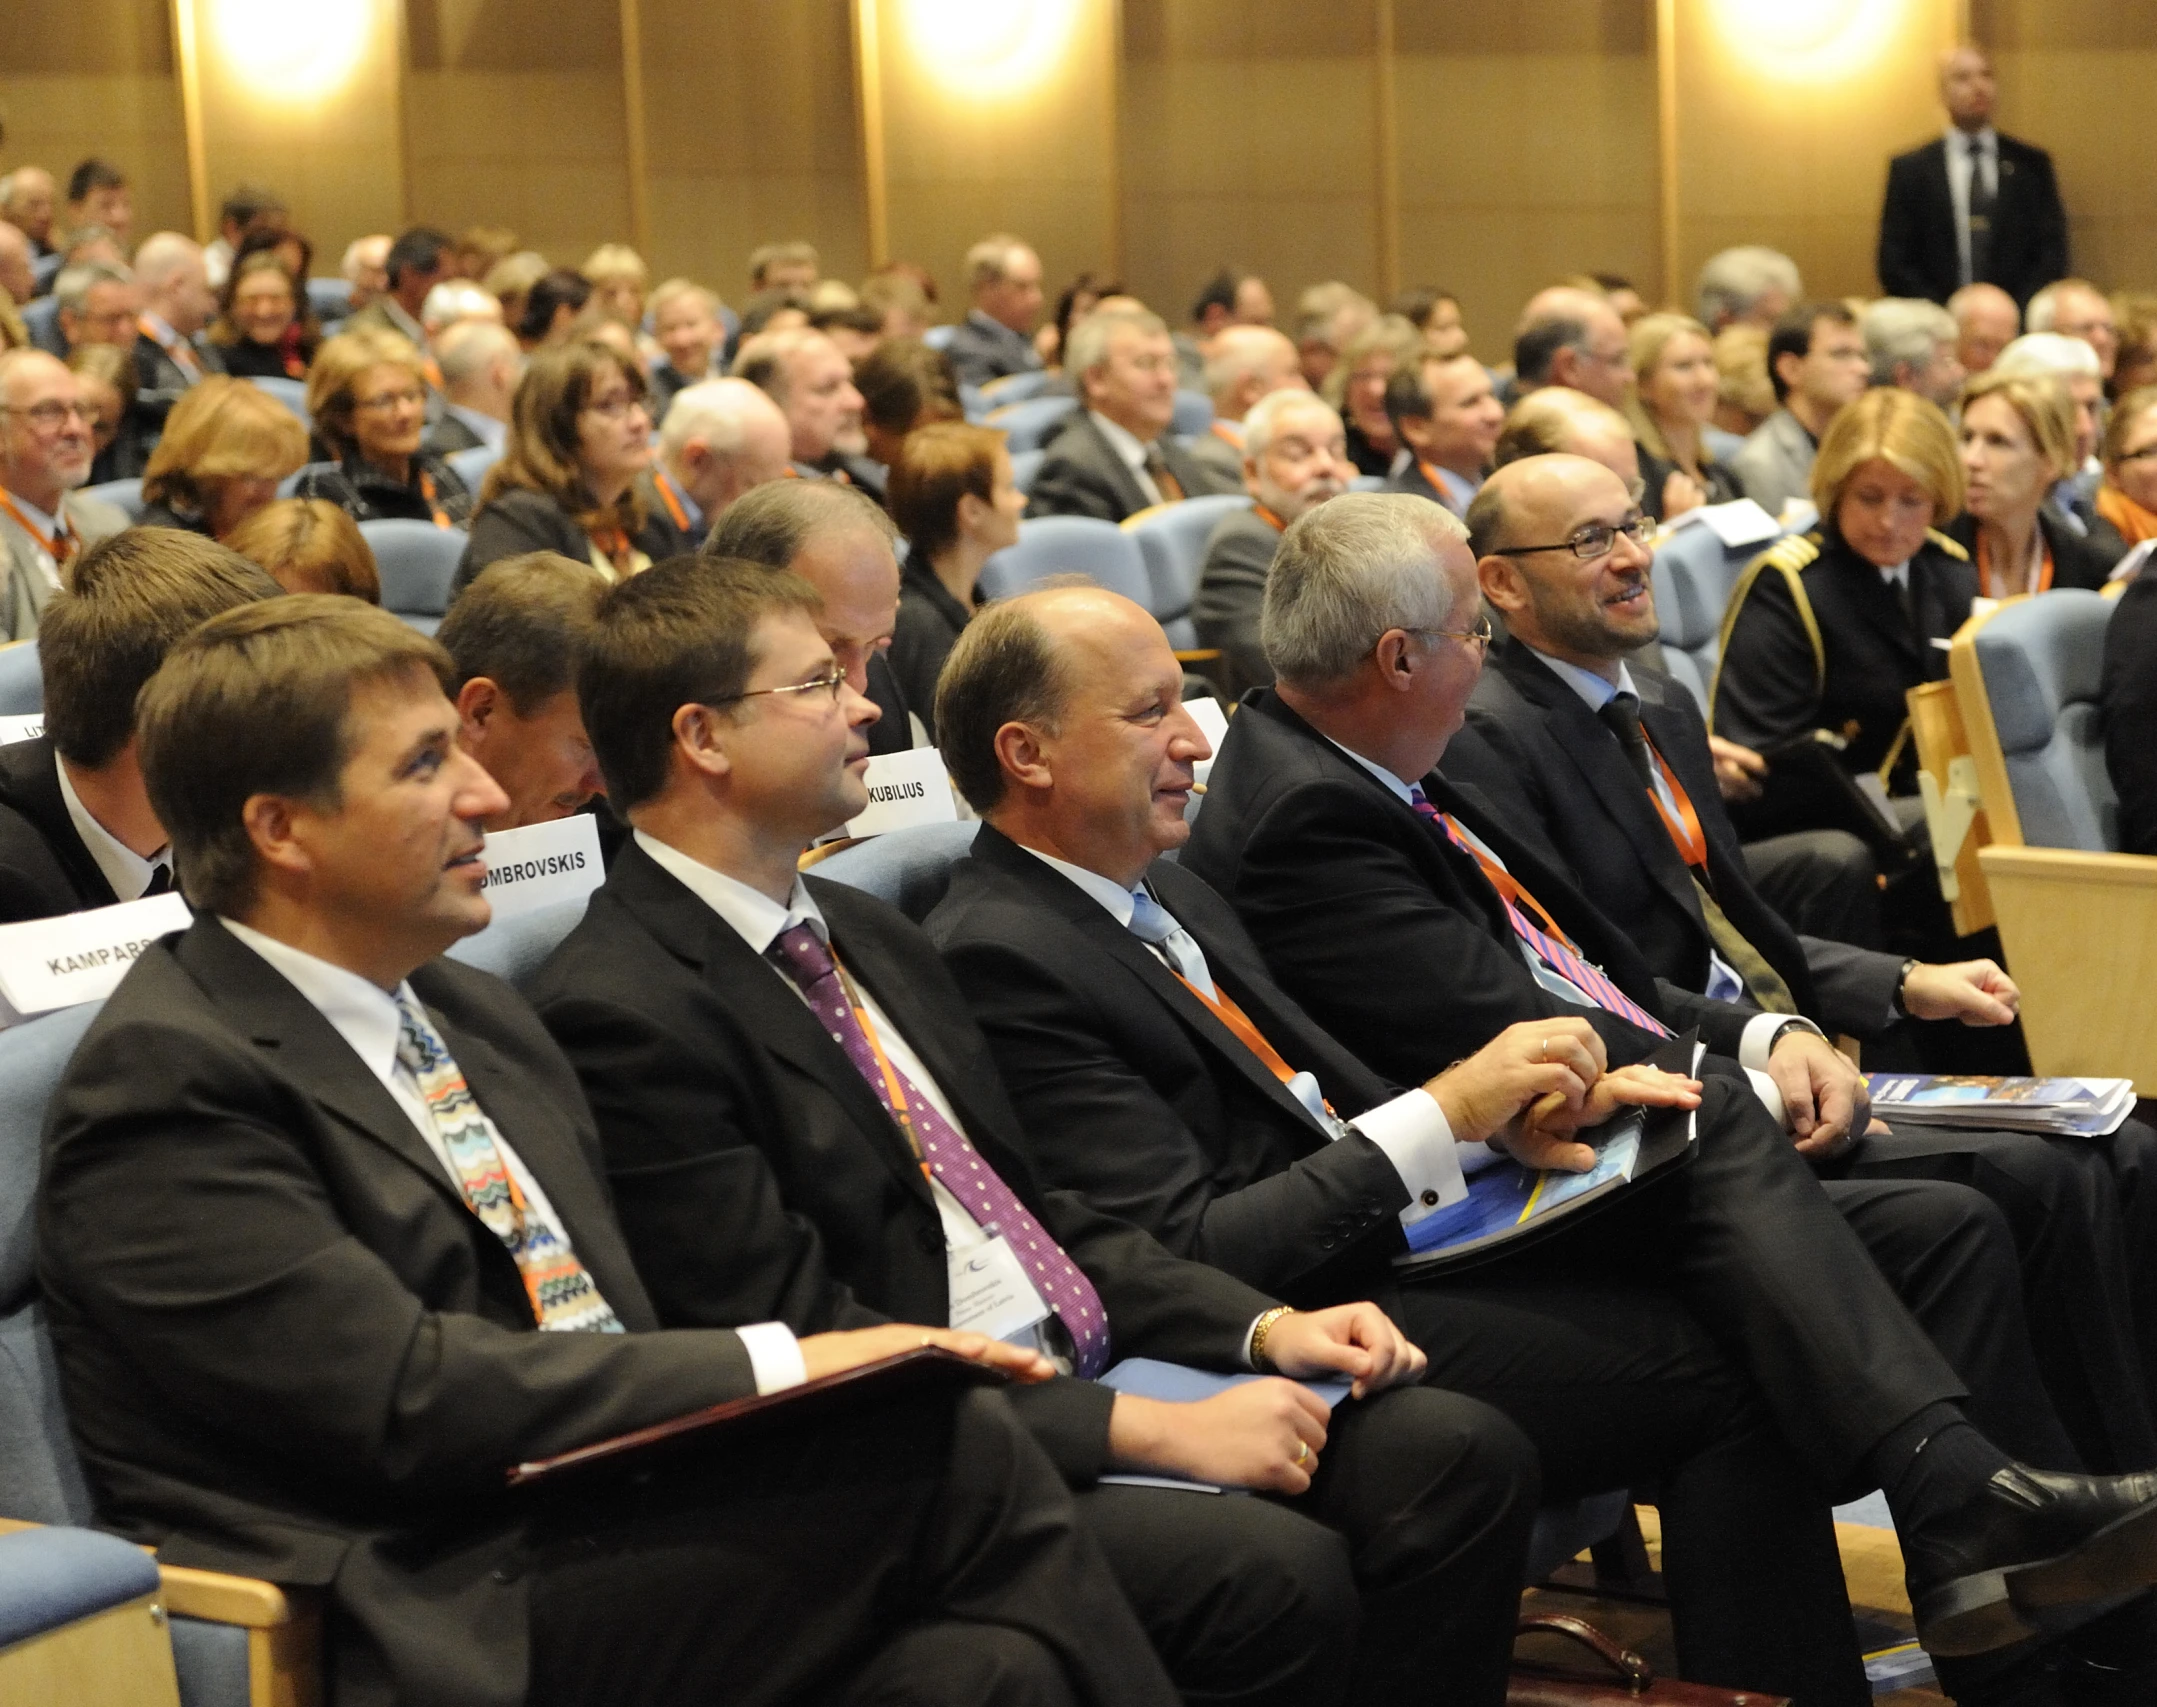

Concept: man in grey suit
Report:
left=1728, top=303, right=1871, bottom=519
left=0, top=350, right=128, bottom=641
left=1028, top=308, right=1232, bottom=523
left=943, top=234, right=1046, bottom=391
left=1187, top=324, right=1305, bottom=489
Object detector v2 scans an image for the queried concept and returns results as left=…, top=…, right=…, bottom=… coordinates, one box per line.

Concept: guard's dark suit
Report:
left=1877, top=132, right=2070, bottom=306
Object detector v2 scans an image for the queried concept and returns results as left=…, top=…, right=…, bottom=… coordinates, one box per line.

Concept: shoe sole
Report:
left=1912, top=1568, right=2039, bottom=1658
left=2006, top=1494, right=2157, bottom=1611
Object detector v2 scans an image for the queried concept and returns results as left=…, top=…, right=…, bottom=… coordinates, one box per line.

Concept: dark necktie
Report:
left=141, top=864, right=173, bottom=897
left=1597, top=692, right=1656, bottom=792
left=767, top=923, right=1111, bottom=1375
left=1966, top=136, right=1996, bottom=286
left=1144, top=445, right=1185, bottom=505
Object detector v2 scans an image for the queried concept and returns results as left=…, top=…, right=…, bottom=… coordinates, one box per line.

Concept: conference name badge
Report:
left=478, top=814, right=605, bottom=922
left=845, top=747, right=959, bottom=838
left=1184, top=697, right=1229, bottom=792
left=0, top=891, right=192, bottom=1021
left=946, top=1234, right=1052, bottom=1344
left=0, top=715, right=44, bottom=744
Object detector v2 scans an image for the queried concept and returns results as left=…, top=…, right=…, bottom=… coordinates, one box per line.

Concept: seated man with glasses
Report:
left=0, top=348, right=131, bottom=640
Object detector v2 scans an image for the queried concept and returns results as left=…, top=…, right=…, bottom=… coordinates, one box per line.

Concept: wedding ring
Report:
left=1293, top=1441, right=1310, bottom=1465
left=1539, top=1037, right=1548, bottom=1059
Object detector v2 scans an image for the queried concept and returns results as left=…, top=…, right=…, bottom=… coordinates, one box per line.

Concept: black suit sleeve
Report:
left=1711, top=563, right=1823, bottom=752
left=1877, top=153, right=1935, bottom=300
left=2104, top=574, right=2157, bottom=854
left=1192, top=524, right=1278, bottom=697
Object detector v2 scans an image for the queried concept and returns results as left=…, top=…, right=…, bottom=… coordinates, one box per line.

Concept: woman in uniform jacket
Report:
left=1946, top=369, right=2120, bottom=594
left=885, top=420, right=1022, bottom=728
left=295, top=327, right=474, bottom=531
left=456, top=337, right=655, bottom=592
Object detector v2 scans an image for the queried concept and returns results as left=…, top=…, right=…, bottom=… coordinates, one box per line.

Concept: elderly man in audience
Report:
left=1865, top=298, right=1968, bottom=410
left=1695, top=246, right=1803, bottom=332
left=0, top=225, right=37, bottom=325
left=425, top=318, right=521, bottom=457
left=1292, top=282, right=1377, bottom=394
left=530, top=553, right=1544, bottom=1707
left=340, top=233, right=392, bottom=315
left=438, top=552, right=608, bottom=831
left=345, top=226, right=453, bottom=349
left=1028, top=306, right=1228, bottom=521
left=2028, top=279, right=2120, bottom=388
left=44, top=588, right=1167, bottom=1707
left=1511, top=286, right=1632, bottom=411
left=1728, top=301, right=1871, bottom=517
left=636, top=377, right=793, bottom=558
left=0, top=529, right=276, bottom=922
left=50, top=261, right=138, bottom=359
left=1193, top=389, right=1354, bottom=697
left=734, top=325, right=877, bottom=492
left=646, top=278, right=728, bottom=417
left=1384, top=350, right=1506, bottom=517
left=0, top=349, right=129, bottom=641
left=945, top=234, right=1046, bottom=391
left=130, top=232, right=223, bottom=437
left=1189, top=323, right=1306, bottom=486
left=1, top=166, right=58, bottom=264
left=1951, top=282, right=2022, bottom=377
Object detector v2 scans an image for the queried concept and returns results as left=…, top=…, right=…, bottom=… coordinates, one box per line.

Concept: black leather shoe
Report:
left=1911, top=1465, right=2157, bottom=1658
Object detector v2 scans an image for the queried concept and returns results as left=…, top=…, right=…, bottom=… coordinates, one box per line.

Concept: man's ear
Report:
left=991, top=719, right=1052, bottom=796
left=1772, top=350, right=1804, bottom=398
left=455, top=676, right=501, bottom=739
left=669, top=701, right=733, bottom=784
left=239, top=791, right=310, bottom=882
left=1478, top=554, right=1532, bottom=618
left=1396, top=412, right=1434, bottom=456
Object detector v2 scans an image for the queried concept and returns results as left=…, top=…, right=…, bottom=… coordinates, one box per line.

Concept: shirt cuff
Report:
left=1737, top=1010, right=1822, bottom=1073
left=1744, top=1067, right=1788, bottom=1129
left=736, top=1321, right=807, bottom=1395
left=1349, top=1088, right=1469, bottom=1228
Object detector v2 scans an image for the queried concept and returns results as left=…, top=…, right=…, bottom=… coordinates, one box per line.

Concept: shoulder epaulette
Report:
left=1925, top=528, right=1969, bottom=561
left=1760, top=531, right=1823, bottom=572
left=1711, top=530, right=1827, bottom=718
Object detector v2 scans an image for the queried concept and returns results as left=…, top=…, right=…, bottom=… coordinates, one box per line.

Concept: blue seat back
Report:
left=1170, top=390, right=1214, bottom=437
left=978, top=370, right=1054, bottom=409
left=446, top=444, right=499, bottom=496
left=79, top=478, right=145, bottom=522
left=1972, top=589, right=2118, bottom=851
left=1652, top=524, right=1771, bottom=692
left=360, top=519, right=466, bottom=630
left=1649, top=547, right=1720, bottom=711
left=1348, top=474, right=1386, bottom=493
left=1009, top=448, right=1046, bottom=495
left=21, top=297, right=62, bottom=356
left=986, top=396, right=1079, bottom=455
left=1125, top=495, right=1252, bottom=644
left=247, top=376, right=311, bottom=427
left=305, top=277, right=352, bottom=323
left=812, top=822, right=981, bottom=923
left=0, top=644, right=40, bottom=716
left=980, top=517, right=1151, bottom=606
left=444, top=895, right=592, bottom=992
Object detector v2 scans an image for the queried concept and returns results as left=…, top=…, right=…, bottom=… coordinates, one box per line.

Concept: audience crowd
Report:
left=7, top=41, right=2157, bottom=1707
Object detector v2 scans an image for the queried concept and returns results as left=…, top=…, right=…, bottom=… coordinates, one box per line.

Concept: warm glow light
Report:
left=1705, top=0, right=1898, bottom=81
left=211, top=0, right=372, bottom=102
left=899, top=0, right=1082, bottom=100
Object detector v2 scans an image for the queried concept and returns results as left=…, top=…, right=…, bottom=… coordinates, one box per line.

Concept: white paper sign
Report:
left=478, top=815, right=604, bottom=922
left=0, top=715, right=43, bottom=744
left=1691, top=498, right=1783, bottom=549
left=845, top=747, right=959, bottom=838
left=0, top=891, right=191, bottom=1017
left=1184, top=697, right=1229, bottom=794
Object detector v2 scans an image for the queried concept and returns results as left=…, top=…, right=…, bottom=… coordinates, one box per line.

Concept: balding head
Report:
left=1469, top=455, right=1656, bottom=674
left=1493, top=387, right=1641, bottom=493
left=1203, top=324, right=1304, bottom=421
left=436, top=319, right=521, bottom=419
left=0, top=221, right=32, bottom=305
left=1, top=167, right=56, bottom=247
left=134, top=232, right=214, bottom=336
left=1949, top=282, right=2020, bottom=375
left=1939, top=45, right=1996, bottom=130
left=660, top=378, right=794, bottom=517
left=1514, top=288, right=1631, bottom=408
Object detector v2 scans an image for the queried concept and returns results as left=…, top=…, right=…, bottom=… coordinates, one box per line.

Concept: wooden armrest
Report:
left=156, top=1565, right=303, bottom=1628
left=1977, top=844, right=2157, bottom=886
left=1173, top=648, right=1223, bottom=664
left=798, top=837, right=860, bottom=869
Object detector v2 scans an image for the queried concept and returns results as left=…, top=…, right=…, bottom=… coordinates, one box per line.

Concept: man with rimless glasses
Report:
left=0, top=348, right=130, bottom=639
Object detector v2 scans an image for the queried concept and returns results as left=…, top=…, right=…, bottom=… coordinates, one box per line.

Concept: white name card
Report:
left=1680, top=498, right=1782, bottom=549
left=0, top=715, right=43, bottom=744
left=479, top=815, right=604, bottom=922
left=845, top=747, right=959, bottom=838
left=0, top=891, right=191, bottom=1018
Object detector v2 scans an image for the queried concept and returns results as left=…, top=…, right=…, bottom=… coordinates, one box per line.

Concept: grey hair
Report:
left=1261, top=492, right=1467, bottom=687
left=52, top=260, right=131, bottom=312
left=2025, top=279, right=2105, bottom=336
left=1862, top=297, right=1958, bottom=386
left=1242, top=389, right=1341, bottom=464
left=659, top=377, right=786, bottom=460
left=1993, top=331, right=2101, bottom=381
left=703, top=474, right=898, bottom=565
left=1064, top=306, right=1167, bottom=384
left=964, top=234, right=1032, bottom=292
left=1694, top=245, right=1803, bottom=326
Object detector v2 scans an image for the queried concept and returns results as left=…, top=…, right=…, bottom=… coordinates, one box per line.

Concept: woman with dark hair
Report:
left=295, top=327, right=474, bottom=527
left=208, top=249, right=316, bottom=380
left=855, top=337, right=963, bottom=469
left=1043, top=272, right=1120, bottom=375
left=516, top=268, right=593, bottom=350
left=886, top=421, right=1023, bottom=721
left=456, top=338, right=655, bottom=590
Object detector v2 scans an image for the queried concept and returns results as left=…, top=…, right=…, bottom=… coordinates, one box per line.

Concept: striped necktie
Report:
left=1409, top=784, right=1673, bottom=1038
left=393, top=992, right=623, bottom=1333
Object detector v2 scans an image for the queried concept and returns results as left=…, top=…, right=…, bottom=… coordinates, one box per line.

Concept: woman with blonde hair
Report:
left=296, top=326, right=474, bottom=527
left=456, top=337, right=654, bottom=590
left=1327, top=313, right=1421, bottom=478
left=223, top=497, right=381, bottom=601
left=1625, top=312, right=1739, bottom=520
left=136, top=374, right=308, bottom=539
left=1947, top=370, right=2118, bottom=594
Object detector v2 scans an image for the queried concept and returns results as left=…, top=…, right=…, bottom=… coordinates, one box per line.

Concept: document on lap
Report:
left=0, top=891, right=191, bottom=1024
left=1095, top=1359, right=1355, bottom=1494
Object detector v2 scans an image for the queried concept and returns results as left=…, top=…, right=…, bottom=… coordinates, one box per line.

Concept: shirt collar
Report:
left=1088, top=410, right=1152, bottom=470
left=140, top=311, right=182, bottom=347
left=634, top=828, right=826, bottom=954
left=381, top=298, right=426, bottom=344
left=218, top=917, right=411, bottom=1082
left=1321, top=733, right=1418, bottom=805
left=1016, top=844, right=1139, bottom=928
left=53, top=750, right=166, bottom=901
left=1877, top=559, right=1911, bottom=590
left=6, top=490, right=61, bottom=540
left=1947, top=124, right=1998, bottom=154
left=1524, top=645, right=1634, bottom=714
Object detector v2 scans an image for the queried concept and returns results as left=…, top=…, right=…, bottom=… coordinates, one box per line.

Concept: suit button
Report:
left=1421, top=1189, right=1440, bottom=1207
left=1320, top=1236, right=1338, bottom=1250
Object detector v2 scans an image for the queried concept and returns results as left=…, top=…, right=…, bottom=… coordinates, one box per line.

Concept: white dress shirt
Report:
left=54, top=752, right=169, bottom=902
left=1019, top=845, right=1468, bottom=1223
left=217, top=917, right=804, bottom=1388
left=1945, top=125, right=1999, bottom=288
left=8, top=491, right=67, bottom=593
left=1088, top=411, right=1166, bottom=509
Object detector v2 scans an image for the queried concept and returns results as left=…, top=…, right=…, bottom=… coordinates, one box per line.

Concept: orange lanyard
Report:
left=138, top=314, right=200, bottom=376
left=1252, top=503, right=1288, bottom=533
left=1645, top=745, right=1709, bottom=871
left=833, top=950, right=935, bottom=1185
left=1165, top=968, right=1334, bottom=1115
left=653, top=468, right=691, bottom=533
left=417, top=469, right=452, bottom=531
left=1975, top=532, right=2053, bottom=599
left=0, top=489, right=72, bottom=563
left=1444, top=813, right=1580, bottom=951
left=589, top=522, right=632, bottom=576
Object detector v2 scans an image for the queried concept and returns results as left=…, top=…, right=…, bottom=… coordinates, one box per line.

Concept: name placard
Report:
left=0, top=715, right=43, bottom=744
left=479, top=815, right=604, bottom=922
left=844, top=747, right=959, bottom=838
left=0, top=891, right=191, bottom=1018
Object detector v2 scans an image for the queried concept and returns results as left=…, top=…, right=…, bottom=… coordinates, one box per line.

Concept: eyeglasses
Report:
left=583, top=391, right=649, bottom=420
left=1489, top=515, right=1653, bottom=561
left=708, top=668, right=848, bottom=709
left=3, top=401, right=94, bottom=430
left=1403, top=615, right=1495, bottom=655
left=354, top=388, right=426, bottom=414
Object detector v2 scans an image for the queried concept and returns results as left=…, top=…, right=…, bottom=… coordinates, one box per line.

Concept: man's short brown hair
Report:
left=138, top=596, right=453, bottom=917
left=438, top=553, right=607, bottom=713
left=41, top=530, right=281, bottom=768
left=935, top=596, right=1075, bottom=813
left=576, top=555, right=822, bottom=813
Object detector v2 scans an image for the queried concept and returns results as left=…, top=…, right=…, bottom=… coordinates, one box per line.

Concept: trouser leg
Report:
left=2063, top=1119, right=2157, bottom=1457
left=1743, top=829, right=1882, bottom=948
left=841, top=1624, right=1081, bottom=1707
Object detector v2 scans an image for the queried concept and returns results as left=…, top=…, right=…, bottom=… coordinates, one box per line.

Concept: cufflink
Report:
left=1422, top=1189, right=1440, bottom=1207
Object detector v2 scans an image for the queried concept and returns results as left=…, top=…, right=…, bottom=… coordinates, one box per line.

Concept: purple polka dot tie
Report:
left=768, top=923, right=1111, bottom=1377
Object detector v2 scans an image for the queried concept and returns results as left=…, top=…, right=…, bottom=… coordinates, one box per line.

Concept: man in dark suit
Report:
left=342, top=225, right=452, bottom=351
left=1448, top=452, right=2157, bottom=1477
left=944, top=234, right=1047, bottom=391
left=731, top=327, right=882, bottom=492
left=1382, top=352, right=1505, bottom=518
left=42, top=591, right=1172, bottom=1707
left=706, top=477, right=918, bottom=755
left=528, top=555, right=1543, bottom=1707
left=128, top=232, right=222, bottom=439
left=1028, top=307, right=1230, bottom=522
left=0, top=530, right=277, bottom=923
left=633, top=377, right=793, bottom=561
left=1878, top=45, right=2070, bottom=308
left=1177, top=490, right=2157, bottom=1689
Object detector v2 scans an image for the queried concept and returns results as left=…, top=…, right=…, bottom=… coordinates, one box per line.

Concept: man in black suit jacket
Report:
left=0, top=530, right=278, bottom=924
left=531, top=556, right=1548, bottom=1707
left=1028, top=307, right=1230, bottom=522
left=44, top=593, right=1167, bottom=1707
left=1178, top=490, right=2157, bottom=1685
left=1448, top=453, right=2157, bottom=1476
left=943, top=234, right=1048, bottom=391
left=1878, top=46, right=2069, bottom=307
left=128, top=232, right=223, bottom=440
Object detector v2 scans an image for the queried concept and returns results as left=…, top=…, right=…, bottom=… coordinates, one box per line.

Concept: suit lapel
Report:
left=0, top=738, right=118, bottom=908
left=1077, top=416, right=1152, bottom=516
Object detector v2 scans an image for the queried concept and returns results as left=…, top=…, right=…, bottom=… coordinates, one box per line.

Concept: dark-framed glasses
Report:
left=1489, top=514, right=1653, bottom=561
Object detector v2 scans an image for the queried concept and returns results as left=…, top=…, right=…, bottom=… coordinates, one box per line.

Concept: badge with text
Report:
left=0, top=715, right=43, bottom=744
left=478, top=815, right=604, bottom=922
left=0, top=892, right=191, bottom=1019
left=946, top=1234, right=1053, bottom=1343
left=844, top=746, right=959, bottom=839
